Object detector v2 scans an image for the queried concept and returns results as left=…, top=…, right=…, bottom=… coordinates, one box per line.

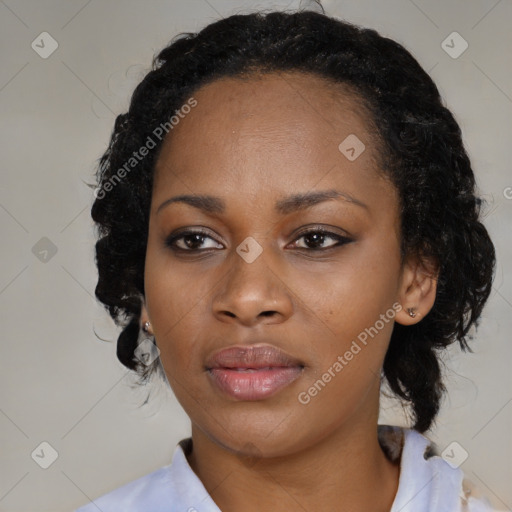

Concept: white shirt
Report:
left=74, top=425, right=496, bottom=511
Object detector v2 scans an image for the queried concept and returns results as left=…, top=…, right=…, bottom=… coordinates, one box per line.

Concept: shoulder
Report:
left=74, top=438, right=220, bottom=512
left=74, top=464, right=174, bottom=512
left=378, top=425, right=498, bottom=512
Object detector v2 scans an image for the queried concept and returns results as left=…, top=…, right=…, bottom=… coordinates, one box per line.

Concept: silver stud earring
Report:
left=407, top=308, right=417, bottom=318
left=142, top=321, right=151, bottom=333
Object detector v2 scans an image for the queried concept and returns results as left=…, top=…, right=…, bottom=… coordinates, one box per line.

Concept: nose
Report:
left=212, top=246, right=294, bottom=327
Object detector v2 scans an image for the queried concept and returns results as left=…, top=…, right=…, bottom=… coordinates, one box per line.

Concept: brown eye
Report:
left=165, top=229, right=223, bottom=251
left=291, top=229, right=352, bottom=251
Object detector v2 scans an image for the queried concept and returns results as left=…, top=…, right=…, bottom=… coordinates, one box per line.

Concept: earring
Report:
left=135, top=321, right=159, bottom=366
left=407, top=308, right=417, bottom=318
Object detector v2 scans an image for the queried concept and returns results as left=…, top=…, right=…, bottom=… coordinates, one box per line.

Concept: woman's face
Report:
left=144, top=71, right=409, bottom=456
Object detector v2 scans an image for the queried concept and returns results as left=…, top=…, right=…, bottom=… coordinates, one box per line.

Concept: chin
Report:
left=197, top=410, right=311, bottom=459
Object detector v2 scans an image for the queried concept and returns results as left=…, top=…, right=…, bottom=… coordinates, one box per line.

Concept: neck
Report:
left=187, top=419, right=400, bottom=512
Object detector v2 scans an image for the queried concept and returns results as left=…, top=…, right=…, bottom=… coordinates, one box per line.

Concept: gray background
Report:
left=0, top=0, right=510, bottom=510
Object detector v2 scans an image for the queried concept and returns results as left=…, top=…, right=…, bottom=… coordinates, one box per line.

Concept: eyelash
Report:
left=164, top=227, right=353, bottom=253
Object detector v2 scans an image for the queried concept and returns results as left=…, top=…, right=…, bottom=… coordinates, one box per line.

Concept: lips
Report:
left=206, top=344, right=304, bottom=400
left=206, top=345, right=303, bottom=369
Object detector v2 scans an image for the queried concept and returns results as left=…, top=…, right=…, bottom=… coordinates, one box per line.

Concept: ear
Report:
left=395, top=252, right=438, bottom=326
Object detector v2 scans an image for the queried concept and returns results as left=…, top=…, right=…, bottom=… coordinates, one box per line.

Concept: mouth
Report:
left=205, top=344, right=305, bottom=401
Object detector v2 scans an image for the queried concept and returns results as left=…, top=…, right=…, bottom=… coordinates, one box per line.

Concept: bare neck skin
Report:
left=186, top=387, right=400, bottom=512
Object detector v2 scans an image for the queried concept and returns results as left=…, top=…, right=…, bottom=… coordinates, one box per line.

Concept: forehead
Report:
left=153, top=71, right=390, bottom=206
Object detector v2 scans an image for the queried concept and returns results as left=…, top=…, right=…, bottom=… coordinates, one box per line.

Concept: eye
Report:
left=165, top=226, right=353, bottom=253
left=290, top=228, right=352, bottom=251
left=165, top=228, right=223, bottom=252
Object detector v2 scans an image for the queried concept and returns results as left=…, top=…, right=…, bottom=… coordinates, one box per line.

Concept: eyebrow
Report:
left=156, top=189, right=368, bottom=215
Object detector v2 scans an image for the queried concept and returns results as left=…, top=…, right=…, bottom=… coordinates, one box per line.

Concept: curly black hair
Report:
left=90, top=7, right=496, bottom=433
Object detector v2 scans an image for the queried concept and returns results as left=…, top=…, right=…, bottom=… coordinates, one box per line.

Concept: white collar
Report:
left=75, top=425, right=494, bottom=511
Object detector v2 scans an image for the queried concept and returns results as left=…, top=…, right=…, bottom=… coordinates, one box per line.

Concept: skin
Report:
left=141, top=71, right=437, bottom=512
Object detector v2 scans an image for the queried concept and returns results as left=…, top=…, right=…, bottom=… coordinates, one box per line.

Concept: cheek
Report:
left=144, top=258, right=210, bottom=375
left=289, top=242, right=400, bottom=332
left=286, top=243, right=401, bottom=384
left=145, top=235, right=219, bottom=324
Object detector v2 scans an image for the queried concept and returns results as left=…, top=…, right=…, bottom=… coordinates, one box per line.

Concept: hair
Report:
left=90, top=6, right=496, bottom=433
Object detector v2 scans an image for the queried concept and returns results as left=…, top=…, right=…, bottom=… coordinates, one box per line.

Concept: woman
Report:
left=78, top=5, right=497, bottom=511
